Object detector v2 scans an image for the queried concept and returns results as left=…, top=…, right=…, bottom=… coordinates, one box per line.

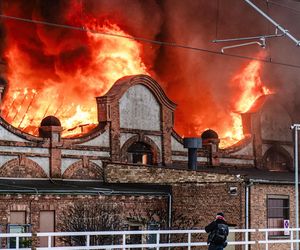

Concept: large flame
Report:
left=1, top=20, right=147, bottom=137
left=219, top=60, right=271, bottom=148
left=0, top=2, right=272, bottom=147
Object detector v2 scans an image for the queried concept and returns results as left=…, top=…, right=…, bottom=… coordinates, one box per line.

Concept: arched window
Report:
left=263, top=146, right=292, bottom=172
left=127, top=142, right=153, bottom=165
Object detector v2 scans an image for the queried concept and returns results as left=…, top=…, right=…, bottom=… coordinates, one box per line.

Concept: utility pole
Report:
left=292, top=124, right=300, bottom=250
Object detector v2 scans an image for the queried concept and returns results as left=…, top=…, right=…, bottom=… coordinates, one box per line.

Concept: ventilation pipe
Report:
left=183, top=137, right=202, bottom=170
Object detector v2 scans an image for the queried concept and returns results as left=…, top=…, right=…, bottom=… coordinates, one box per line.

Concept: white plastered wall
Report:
left=119, top=85, right=161, bottom=131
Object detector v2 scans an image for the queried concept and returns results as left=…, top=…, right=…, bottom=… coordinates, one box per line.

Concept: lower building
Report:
left=0, top=75, right=297, bottom=249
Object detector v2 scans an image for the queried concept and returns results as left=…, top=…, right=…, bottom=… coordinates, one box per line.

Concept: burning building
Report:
left=0, top=72, right=297, bottom=249
left=0, top=1, right=299, bottom=249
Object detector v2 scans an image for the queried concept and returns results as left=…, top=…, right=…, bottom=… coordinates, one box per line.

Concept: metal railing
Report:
left=2, top=228, right=300, bottom=249
left=0, top=232, right=31, bottom=250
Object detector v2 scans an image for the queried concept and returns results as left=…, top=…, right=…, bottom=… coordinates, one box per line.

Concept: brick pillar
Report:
left=161, top=106, right=173, bottom=166
left=203, top=138, right=220, bottom=166
left=251, top=114, right=263, bottom=168
left=39, top=126, right=63, bottom=178
left=96, top=96, right=121, bottom=161
left=50, top=127, right=62, bottom=178
left=242, top=112, right=263, bottom=168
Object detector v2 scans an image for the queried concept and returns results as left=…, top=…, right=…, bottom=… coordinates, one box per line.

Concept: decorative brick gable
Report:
left=0, top=157, right=47, bottom=178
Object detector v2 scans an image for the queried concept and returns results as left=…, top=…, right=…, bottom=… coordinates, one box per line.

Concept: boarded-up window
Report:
left=267, top=195, right=289, bottom=236
left=10, top=211, right=26, bottom=225
left=39, top=211, right=55, bottom=247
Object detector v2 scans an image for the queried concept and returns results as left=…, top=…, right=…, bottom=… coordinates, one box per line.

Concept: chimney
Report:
left=183, top=137, right=202, bottom=170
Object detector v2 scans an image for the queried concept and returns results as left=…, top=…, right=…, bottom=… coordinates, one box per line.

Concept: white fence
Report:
left=2, top=228, right=300, bottom=250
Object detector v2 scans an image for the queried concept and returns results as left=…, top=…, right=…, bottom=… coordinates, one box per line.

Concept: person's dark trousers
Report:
left=208, top=243, right=224, bottom=250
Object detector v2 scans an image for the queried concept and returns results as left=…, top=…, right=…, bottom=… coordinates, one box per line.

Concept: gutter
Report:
left=249, top=179, right=296, bottom=185
left=245, top=181, right=253, bottom=250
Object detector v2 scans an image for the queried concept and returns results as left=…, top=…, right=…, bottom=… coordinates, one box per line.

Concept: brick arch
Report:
left=0, top=157, right=47, bottom=178
left=120, top=134, right=161, bottom=165
left=262, top=145, right=293, bottom=172
left=62, top=160, right=104, bottom=180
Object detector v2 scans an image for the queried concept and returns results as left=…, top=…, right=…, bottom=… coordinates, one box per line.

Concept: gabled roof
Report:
left=97, top=74, right=177, bottom=111
left=244, top=94, right=271, bottom=114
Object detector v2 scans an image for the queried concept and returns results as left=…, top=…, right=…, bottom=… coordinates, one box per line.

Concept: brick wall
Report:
left=0, top=157, right=47, bottom=178
left=0, top=194, right=168, bottom=247
left=249, top=183, right=295, bottom=250
left=104, top=163, right=238, bottom=184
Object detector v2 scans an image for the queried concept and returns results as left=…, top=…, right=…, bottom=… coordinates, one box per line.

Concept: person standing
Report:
left=205, top=212, right=229, bottom=250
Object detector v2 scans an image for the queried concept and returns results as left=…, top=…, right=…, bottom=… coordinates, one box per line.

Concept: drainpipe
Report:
left=168, top=193, right=172, bottom=250
left=245, top=181, right=253, bottom=250
left=168, top=193, right=172, bottom=229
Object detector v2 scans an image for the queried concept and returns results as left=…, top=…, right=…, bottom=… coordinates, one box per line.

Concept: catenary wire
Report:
left=215, top=0, right=220, bottom=40
left=266, top=0, right=300, bottom=14
left=1, top=14, right=300, bottom=69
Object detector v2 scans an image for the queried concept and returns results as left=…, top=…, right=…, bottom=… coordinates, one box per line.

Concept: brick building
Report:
left=0, top=74, right=297, bottom=248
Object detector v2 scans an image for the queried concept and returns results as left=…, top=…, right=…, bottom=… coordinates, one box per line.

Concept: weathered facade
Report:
left=0, top=74, right=297, bottom=248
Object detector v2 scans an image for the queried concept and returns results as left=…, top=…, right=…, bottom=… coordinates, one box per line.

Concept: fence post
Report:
left=156, top=232, right=160, bottom=250
left=122, top=233, right=126, bottom=250
left=291, top=230, right=294, bottom=250
left=86, top=234, right=90, bottom=249
left=16, top=236, right=19, bottom=250
left=188, top=232, right=191, bottom=250
left=48, top=235, right=51, bottom=248
left=245, top=229, right=249, bottom=250
left=265, top=231, right=268, bottom=250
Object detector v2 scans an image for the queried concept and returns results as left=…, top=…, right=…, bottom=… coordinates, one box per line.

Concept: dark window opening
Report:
left=267, top=196, right=289, bottom=237
left=127, top=225, right=142, bottom=250
left=264, top=148, right=291, bottom=172
left=127, top=142, right=153, bottom=165
left=147, top=223, right=160, bottom=246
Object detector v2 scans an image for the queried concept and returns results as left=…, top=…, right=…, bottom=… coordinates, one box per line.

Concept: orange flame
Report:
left=1, top=21, right=148, bottom=137
left=219, top=60, right=272, bottom=148
left=0, top=3, right=273, bottom=147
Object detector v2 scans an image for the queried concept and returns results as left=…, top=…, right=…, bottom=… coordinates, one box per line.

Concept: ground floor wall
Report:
left=171, top=182, right=244, bottom=250
left=0, top=193, right=168, bottom=248
left=249, top=183, right=295, bottom=250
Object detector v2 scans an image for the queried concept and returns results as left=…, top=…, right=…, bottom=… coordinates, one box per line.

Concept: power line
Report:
left=267, top=0, right=300, bottom=14
left=1, top=14, right=300, bottom=69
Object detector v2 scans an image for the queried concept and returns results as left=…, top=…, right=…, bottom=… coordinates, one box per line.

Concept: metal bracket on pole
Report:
left=213, top=32, right=283, bottom=53
left=213, top=33, right=283, bottom=44
left=221, top=41, right=265, bottom=54
left=244, top=0, right=300, bottom=46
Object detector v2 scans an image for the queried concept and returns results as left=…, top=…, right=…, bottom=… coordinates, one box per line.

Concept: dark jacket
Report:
left=205, top=218, right=228, bottom=246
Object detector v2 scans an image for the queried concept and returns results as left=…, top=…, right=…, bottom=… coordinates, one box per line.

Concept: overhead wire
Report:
left=266, top=0, right=273, bottom=62
left=266, top=0, right=300, bottom=14
left=1, top=14, right=300, bottom=69
left=215, top=0, right=220, bottom=40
